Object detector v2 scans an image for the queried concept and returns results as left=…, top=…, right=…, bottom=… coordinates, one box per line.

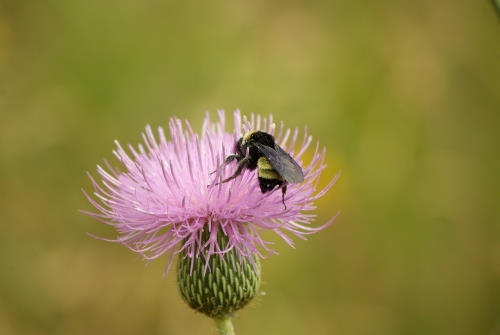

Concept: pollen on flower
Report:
left=82, top=110, right=340, bottom=274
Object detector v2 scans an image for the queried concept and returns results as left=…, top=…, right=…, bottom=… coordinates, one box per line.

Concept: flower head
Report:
left=83, top=110, right=339, bottom=273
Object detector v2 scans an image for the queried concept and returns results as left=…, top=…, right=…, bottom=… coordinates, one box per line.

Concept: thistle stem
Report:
left=214, top=316, right=235, bottom=335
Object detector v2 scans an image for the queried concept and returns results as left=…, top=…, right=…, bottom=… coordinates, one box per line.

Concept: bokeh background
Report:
left=1, top=1, right=499, bottom=334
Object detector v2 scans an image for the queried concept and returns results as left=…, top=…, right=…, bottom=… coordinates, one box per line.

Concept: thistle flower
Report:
left=82, top=110, right=339, bottom=331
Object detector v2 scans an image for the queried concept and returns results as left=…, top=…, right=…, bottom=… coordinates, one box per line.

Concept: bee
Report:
left=211, top=130, right=304, bottom=208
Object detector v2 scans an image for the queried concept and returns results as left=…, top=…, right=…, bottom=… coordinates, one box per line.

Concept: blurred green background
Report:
left=1, top=1, right=499, bottom=334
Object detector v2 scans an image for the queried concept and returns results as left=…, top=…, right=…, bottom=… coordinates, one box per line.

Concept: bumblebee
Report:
left=212, top=131, right=304, bottom=208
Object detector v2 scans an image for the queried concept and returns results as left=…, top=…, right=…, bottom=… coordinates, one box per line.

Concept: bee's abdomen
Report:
left=257, top=157, right=284, bottom=193
left=257, top=157, right=282, bottom=178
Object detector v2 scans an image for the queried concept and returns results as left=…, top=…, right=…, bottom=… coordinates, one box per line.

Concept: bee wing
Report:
left=254, top=142, right=305, bottom=184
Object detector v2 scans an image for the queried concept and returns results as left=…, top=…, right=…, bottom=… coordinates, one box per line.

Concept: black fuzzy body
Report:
left=237, top=132, right=284, bottom=193
left=235, top=131, right=275, bottom=170
left=214, top=130, right=304, bottom=208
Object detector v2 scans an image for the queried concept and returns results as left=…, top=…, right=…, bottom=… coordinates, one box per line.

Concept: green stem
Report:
left=214, top=316, right=235, bottom=335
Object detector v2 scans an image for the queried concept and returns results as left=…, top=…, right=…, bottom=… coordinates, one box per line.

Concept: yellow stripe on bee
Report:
left=257, top=157, right=283, bottom=180
left=258, top=169, right=283, bottom=180
left=257, top=156, right=273, bottom=170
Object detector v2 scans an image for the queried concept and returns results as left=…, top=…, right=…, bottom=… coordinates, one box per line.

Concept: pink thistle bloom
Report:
left=82, top=110, right=340, bottom=273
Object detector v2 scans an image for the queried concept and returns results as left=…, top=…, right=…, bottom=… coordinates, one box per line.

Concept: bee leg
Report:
left=209, top=154, right=239, bottom=175
left=215, top=156, right=250, bottom=185
left=281, top=185, right=287, bottom=210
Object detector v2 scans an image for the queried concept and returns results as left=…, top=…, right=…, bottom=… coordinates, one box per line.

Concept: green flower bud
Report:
left=177, top=227, right=261, bottom=319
